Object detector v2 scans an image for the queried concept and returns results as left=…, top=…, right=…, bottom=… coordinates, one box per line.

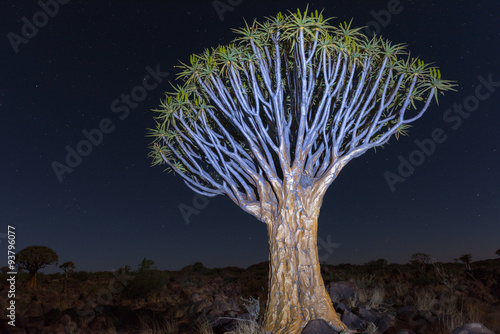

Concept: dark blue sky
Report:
left=1, top=1, right=499, bottom=273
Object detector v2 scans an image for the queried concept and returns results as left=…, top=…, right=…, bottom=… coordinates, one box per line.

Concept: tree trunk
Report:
left=26, top=271, right=37, bottom=288
left=263, top=190, right=347, bottom=333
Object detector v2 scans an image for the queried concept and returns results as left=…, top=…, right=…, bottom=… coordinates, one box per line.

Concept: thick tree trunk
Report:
left=263, top=191, right=347, bottom=333
left=26, top=272, right=37, bottom=288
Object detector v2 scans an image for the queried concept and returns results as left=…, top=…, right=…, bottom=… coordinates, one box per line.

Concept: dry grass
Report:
left=195, top=317, right=214, bottom=334
left=138, top=315, right=180, bottom=334
left=357, top=286, right=385, bottom=309
left=236, top=320, right=266, bottom=334
left=414, top=288, right=437, bottom=311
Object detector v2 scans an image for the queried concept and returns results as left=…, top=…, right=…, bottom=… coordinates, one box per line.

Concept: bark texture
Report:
left=26, top=272, right=37, bottom=288
left=263, top=184, right=347, bottom=333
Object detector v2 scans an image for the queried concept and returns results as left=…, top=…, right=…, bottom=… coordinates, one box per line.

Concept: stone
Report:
left=342, top=310, right=367, bottom=330
left=25, top=317, right=44, bottom=333
left=376, top=315, right=396, bottom=333
left=451, top=323, right=495, bottom=334
left=359, top=308, right=379, bottom=323
left=58, top=314, right=72, bottom=326
left=328, top=281, right=356, bottom=303
left=3, top=327, right=27, bottom=334
left=50, top=323, right=66, bottom=334
left=335, top=302, right=351, bottom=313
left=396, top=330, right=417, bottom=334
left=403, top=295, right=415, bottom=305
left=65, top=322, right=78, bottom=334
left=301, top=319, right=339, bottom=334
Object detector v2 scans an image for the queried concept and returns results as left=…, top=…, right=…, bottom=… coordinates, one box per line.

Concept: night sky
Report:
left=1, top=1, right=499, bottom=274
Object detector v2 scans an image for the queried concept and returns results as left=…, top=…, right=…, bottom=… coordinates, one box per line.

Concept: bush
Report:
left=72, top=271, right=91, bottom=282
left=121, top=259, right=167, bottom=300
left=364, top=258, right=388, bottom=270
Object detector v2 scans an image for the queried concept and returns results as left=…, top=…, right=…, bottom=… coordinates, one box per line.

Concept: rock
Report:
left=328, top=281, right=356, bottom=303
left=50, top=323, right=66, bottom=334
left=301, top=319, right=339, bottom=333
left=342, top=310, right=367, bottom=330
left=2, top=327, right=27, bottom=334
left=403, top=295, right=415, bottom=306
left=396, top=306, right=417, bottom=323
left=376, top=315, right=396, bottom=333
left=65, top=322, right=78, bottom=334
left=451, top=323, right=495, bottom=334
left=191, top=299, right=211, bottom=314
left=396, top=330, right=416, bottom=334
left=88, top=315, right=111, bottom=331
left=359, top=308, right=379, bottom=323
left=335, top=302, right=351, bottom=313
left=58, top=314, right=72, bottom=326
left=75, top=327, right=91, bottom=334
left=178, top=322, right=196, bottom=334
left=25, top=317, right=44, bottom=333
left=44, top=308, right=61, bottom=326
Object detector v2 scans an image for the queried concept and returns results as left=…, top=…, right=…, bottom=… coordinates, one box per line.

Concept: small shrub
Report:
left=364, top=258, right=388, bottom=270
left=121, top=259, right=167, bottom=300
left=72, top=271, right=91, bottom=282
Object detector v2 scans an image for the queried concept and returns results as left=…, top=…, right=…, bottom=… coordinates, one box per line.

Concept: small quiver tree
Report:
left=17, top=246, right=58, bottom=288
left=60, top=261, right=75, bottom=292
left=148, top=8, right=455, bottom=333
left=459, top=253, right=472, bottom=271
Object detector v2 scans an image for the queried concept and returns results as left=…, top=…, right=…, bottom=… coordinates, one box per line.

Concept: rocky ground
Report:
left=0, top=258, right=499, bottom=334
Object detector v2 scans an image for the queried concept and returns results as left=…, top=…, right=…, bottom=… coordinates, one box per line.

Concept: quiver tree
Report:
left=17, top=246, right=58, bottom=288
left=60, top=261, right=76, bottom=279
left=149, top=8, right=455, bottom=333
left=59, top=261, right=75, bottom=292
left=459, top=253, right=472, bottom=271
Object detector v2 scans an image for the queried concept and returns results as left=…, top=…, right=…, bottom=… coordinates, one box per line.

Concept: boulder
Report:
left=396, top=330, right=417, bottom=334
left=452, top=323, right=495, bottom=334
left=328, top=281, right=356, bottom=303
left=342, top=310, right=367, bottom=330
left=301, top=319, right=339, bottom=334
left=58, top=314, right=72, bottom=326
left=359, top=308, right=379, bottom=323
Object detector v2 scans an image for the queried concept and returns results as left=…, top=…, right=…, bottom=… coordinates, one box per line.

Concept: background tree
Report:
left=60, top=261, right=76, bottom=279
left=122, top=258, right=166, bottom=300
left=410, top=252, right=431, bottom=270
left=59, top=261, right=75, bottom=292
left=149, top=8, right=455, bottom=332
left=459, top=253, right=472, bottom=271
left=17, top=246, right=58, bottom=288
left=138, top=258, right=155, bottom=272
left=496, top=249, right=500, bottom=257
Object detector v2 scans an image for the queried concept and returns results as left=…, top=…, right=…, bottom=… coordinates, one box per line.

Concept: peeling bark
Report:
left=263, top=185, right=347, bottom=333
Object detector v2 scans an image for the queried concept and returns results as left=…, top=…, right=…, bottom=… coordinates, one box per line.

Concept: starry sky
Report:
left=1, top=1, right=499, bottom=273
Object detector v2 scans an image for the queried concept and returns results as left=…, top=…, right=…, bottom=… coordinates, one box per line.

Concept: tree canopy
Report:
left=17, top=245, right=58, bottom=288
left=17, top=245, right=59, bottom=273
left=149, top=8, right=455, bottom=220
